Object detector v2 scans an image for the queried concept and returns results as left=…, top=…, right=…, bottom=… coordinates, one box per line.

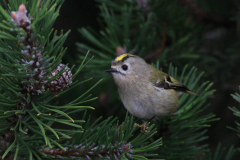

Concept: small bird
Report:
left=105, top=53, right=197, bottom=132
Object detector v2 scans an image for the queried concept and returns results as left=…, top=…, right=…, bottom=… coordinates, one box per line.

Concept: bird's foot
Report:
left=134, top=121, right=149, bottom=134
left=117, top=124, right=122, bottom=137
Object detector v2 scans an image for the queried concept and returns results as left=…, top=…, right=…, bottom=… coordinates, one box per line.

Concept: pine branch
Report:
left=0, top=1, right=99, bottom=159
left=48, top=115, right=161, bottom=160
left=24, top=114, right=162, bottom=159
left=76, top=1, right=224, bottom=158
left=228, top=88, right=240, bottom=140
left=40, top=141, right=133, bottom=159
left=205, top=143, right=236, bottom=160
left=0, top=3, right=163, bottom=156
left=2, top=1, right=237, bottom=159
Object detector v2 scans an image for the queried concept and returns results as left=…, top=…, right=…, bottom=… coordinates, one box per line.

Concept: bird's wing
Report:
left=153, top=72, right=198, bottom=96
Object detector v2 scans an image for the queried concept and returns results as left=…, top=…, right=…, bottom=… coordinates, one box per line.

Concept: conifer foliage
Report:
left=229, top=89, right=240, bottom=144
left=0, top=0, right=238, bottom=160
left=76, top=0, right=239, bottom=159
left=0, top=1, right=162, bottom=159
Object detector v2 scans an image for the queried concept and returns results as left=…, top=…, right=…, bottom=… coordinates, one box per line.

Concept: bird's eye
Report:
left=122, top=64, right=128, bottom=71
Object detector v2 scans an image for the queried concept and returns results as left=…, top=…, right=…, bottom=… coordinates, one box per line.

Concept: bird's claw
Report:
left=117, top=124, right=122, bottom=137
left=134, top=121, right=149, bottom=134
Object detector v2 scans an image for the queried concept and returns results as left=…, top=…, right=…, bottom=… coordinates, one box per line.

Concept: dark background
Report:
left=54, top=0, right=99, bottom=63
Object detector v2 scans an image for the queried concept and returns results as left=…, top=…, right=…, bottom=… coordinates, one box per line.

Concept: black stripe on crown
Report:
left=121, top=55, right=131, bottom=62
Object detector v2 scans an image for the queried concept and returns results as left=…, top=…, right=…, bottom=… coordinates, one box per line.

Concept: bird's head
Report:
left=105, top=53, right=147, bottom=83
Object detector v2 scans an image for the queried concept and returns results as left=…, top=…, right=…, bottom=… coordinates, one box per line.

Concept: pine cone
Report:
left=46, top=64, right=72, bottom=93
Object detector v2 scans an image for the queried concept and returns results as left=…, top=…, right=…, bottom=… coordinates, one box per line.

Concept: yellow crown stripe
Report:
left=115, top=53, right=134, bottom=62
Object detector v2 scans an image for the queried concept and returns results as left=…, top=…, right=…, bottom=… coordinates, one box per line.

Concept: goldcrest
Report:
left=105, top=53, right=197, bottom=120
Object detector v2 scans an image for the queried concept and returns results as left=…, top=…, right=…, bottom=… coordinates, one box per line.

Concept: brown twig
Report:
left=40, top=141, right=133, bottom=159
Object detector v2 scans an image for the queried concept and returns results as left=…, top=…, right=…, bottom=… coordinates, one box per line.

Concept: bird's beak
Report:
left=105, top=68, right=118, bottom=73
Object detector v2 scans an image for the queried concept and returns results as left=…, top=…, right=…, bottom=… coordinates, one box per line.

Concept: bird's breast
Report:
left=117, top=81, right=179, bottom=119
